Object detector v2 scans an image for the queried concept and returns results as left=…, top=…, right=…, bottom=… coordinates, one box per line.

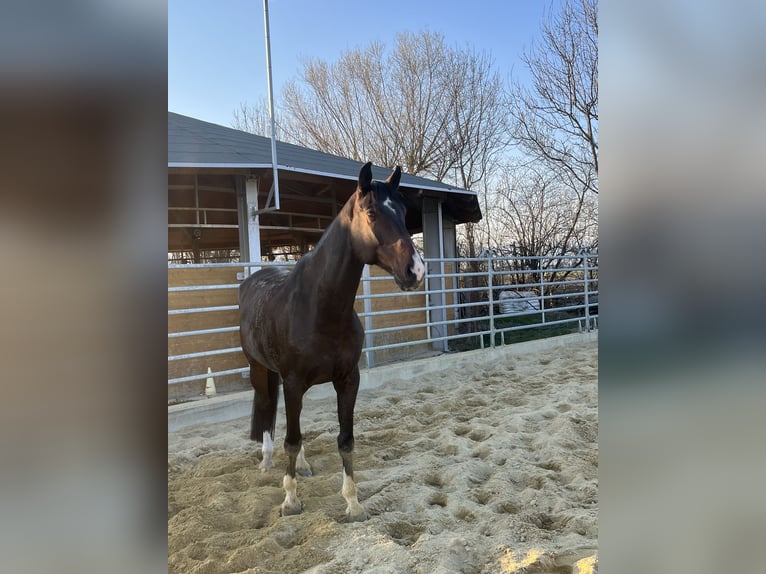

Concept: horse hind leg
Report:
left=334, top=368, right=367, bottom=522
left=250, top=366, right=279, bottom=471
left=280, top=376, right=305, bottom=516
left=295, top=444, right=312, bottom=477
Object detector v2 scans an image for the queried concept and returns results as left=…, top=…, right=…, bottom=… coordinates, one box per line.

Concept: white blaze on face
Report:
left=410, top=249, right=425, bottom=283
left=383, top=197, right=397, bottom=215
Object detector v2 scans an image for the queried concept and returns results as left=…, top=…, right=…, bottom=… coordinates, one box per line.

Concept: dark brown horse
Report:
left=239, top=162, right=425, bottom=521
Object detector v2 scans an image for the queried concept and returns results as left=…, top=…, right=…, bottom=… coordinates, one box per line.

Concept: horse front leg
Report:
left=334, top=367, right=367, bottom=522
left=280, top=376, right=305, bottom=516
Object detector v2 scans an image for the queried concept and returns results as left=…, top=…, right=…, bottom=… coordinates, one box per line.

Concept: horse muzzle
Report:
left=395, top=250, right=425, bottom=291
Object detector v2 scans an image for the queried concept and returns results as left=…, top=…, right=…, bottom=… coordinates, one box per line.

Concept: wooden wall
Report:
left=168, top=266, right=250, bottom=403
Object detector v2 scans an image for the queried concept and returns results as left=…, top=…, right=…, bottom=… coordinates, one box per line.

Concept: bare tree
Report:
left=279, top=31, right=507, bottom=186
left=279, top=32, right=450, bottom=172
left=278, top=31, right=509, bottom=264
left=231, top=7, right=598, bottom=265
left=509, top=0, right=598, bottom=196
left=457, top=0, right=598, bottom=259
left=494, top=162, right=597, bottom=257
left=441, top=48, right=509, bottom=260
left=490, top=160, right=598, bottom=299
left=231, top=98, right=283, bottom=138
left=441, top=49, right=509, bottom=187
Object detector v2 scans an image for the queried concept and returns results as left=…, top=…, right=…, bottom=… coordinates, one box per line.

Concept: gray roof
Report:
left=168, top=112, right=477, bottom=198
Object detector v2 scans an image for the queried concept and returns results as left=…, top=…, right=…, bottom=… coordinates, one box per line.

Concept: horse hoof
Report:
left=281, top=502, right=303, bottom=517
left=346, top=508, right=367, bottom=523
left=259, top=460, right=275, bottom=472
left=297, top=467, right=313, bottom=478
left=281, top=505, right=302, bottom=517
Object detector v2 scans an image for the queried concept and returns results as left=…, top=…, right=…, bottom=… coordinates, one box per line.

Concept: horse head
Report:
left=350, top=162, right=425, bottom=291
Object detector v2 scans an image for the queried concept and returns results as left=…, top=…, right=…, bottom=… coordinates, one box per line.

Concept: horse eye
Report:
left=366, top=207, right=377, bottom=221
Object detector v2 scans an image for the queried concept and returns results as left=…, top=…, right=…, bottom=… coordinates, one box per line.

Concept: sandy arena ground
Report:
left=168, top=339, right=598, bottom=573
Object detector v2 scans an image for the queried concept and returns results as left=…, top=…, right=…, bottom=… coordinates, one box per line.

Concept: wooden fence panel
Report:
left=168, top=266, right=250, bottom=402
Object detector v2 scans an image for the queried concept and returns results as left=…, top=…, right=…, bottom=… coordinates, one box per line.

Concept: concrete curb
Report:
left=168, top=331, right=597, bottom=432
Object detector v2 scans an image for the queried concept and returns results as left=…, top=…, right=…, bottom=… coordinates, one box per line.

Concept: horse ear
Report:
left=358, top=162, right=373, bottom=195
left=385, top=166, right=402, bottom=190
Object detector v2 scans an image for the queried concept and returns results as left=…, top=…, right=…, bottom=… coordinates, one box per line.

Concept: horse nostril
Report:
left=405, top=267, right=423, bottom=289
left=409, top=253, right=425, bottom=283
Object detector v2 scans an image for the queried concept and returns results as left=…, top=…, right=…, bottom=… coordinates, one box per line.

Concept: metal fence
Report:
left=167, top=253, right=598, bottom=394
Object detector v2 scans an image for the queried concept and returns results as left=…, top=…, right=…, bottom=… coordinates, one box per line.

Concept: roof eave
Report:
left=167, top=162, right=478, bottom=196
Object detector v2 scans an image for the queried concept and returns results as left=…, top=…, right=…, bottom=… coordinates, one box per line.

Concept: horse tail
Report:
left=250, top=367, right=280, bottom=442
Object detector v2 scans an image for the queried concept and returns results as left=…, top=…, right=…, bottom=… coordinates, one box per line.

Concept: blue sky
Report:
left=168, top=0, right=562, bottom=127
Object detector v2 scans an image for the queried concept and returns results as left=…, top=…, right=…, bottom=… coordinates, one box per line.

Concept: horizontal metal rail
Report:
left=169, top=367, right=250, bottom=385
left=168, top=325, right=239, bottom=338
left=167, top=253, right=598, bottom=391
left=168, top=261, right=295, bottom=269
left=364, top=314, right=595, bottom=354
left=168, top=283, right=240, bottom=292
left=169, top=206, right=238, bottom=213
left=168, top=305, right=239, bottom=315
left=259, top=225, right=325, bottom=233
left=168, top=224, right=240, bottom=229
left=168, top=346, right=242, bottom=361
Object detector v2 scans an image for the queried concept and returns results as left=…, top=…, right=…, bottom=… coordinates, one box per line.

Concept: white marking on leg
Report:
left=296, top=445, right=312, bottom=477
left=342, top=470, right=367, bottom=522
left=259, top=431, right=274, bottom=471
left=281, top=474, right=302, bottom=516
left=410, top=250, right=425, bottom=283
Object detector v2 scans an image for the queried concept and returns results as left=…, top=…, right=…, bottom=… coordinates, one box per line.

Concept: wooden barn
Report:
left=168, top=112, right=481, bottom=402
